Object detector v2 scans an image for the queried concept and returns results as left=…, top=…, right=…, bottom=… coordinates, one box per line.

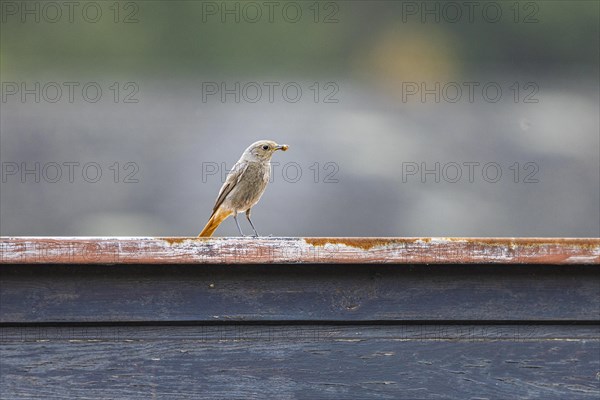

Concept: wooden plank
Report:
left=2, top=265, right=598, bottom=323
left=2, top=324, right=598, bottom=342
left=1, top=237, right=599, bottom=265
left=1, top=325, right=598, bottom=400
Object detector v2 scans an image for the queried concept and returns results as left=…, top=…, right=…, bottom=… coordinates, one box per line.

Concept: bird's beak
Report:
left=275, top=144, right=289, bottom=151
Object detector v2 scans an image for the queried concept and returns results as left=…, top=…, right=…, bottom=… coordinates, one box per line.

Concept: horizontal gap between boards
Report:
left=2, top=320, right=599, bottom=328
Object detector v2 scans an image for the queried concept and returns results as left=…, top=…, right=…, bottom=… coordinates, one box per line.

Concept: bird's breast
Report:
left=226, top=162, right=271, bottom=212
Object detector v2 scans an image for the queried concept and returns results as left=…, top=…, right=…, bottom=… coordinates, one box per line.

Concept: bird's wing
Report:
left=210, top=161, right=248, bottom=216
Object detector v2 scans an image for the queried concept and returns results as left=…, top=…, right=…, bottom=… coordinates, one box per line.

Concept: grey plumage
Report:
left=199, top=140, right=288, bottom=237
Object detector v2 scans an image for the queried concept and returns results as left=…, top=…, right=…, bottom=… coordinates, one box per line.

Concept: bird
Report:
left=198, top=140, right=289, bottom=237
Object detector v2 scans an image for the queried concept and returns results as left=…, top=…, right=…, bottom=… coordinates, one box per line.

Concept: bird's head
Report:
left=242, top=140, right=289, bottom=162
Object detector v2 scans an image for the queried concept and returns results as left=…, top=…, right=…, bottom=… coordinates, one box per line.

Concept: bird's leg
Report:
left=233, top=213, right=245, bottom=237
left=245, top=209, right=260, bottom=237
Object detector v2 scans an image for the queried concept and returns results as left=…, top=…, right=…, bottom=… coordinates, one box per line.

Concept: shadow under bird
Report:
left=198, top=140, right=289, bottom=237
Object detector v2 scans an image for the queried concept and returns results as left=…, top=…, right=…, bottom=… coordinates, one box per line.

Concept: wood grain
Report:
left=2, top=237, right=598, bottom=399
left=1, top=264, right=598, bottom=323
left=1, top=237, right=599, bottom=265
left=1, top=325, right=598, bottom=400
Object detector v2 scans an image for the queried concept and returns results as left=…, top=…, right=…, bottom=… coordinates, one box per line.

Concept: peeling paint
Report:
left=303, top=238, right=397, bottom=251
left=161, top=237, right=192, bottom=246
left=0, top=237, right=598, bottom=265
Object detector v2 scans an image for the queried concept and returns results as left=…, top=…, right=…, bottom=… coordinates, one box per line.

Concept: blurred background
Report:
left=1, top=0, right=598, bottom=237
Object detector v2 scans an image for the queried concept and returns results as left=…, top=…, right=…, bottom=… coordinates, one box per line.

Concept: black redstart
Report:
left=199, top=140, right=288, bottom=237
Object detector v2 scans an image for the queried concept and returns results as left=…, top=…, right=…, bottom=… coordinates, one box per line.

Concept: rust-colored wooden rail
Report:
left=1, top=237, right=598, bottom=264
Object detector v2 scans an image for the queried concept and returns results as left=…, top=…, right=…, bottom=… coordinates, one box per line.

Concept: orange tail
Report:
left=198, top=207, right=232, bottom=237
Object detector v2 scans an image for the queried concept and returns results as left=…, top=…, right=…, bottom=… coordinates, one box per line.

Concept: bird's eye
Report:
left=262, top=145, right=269, bottom=150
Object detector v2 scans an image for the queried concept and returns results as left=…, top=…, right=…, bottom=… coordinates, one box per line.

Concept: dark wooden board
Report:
left=1, top=325, right=598, bottom=400
left=1, top=265, right=598, bottom=323
left=2, top=239, right=598, bottom=399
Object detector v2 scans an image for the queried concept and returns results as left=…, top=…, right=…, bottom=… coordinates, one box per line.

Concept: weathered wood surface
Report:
left=2, top=324, right=598, bottom=342
left=1, top=237, right=599, bottom=265
left=2, top=238, right=599, bottom=399
left=1, top=325, right=598, bottom=399
left=1, top=264, right=598, bottom=323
